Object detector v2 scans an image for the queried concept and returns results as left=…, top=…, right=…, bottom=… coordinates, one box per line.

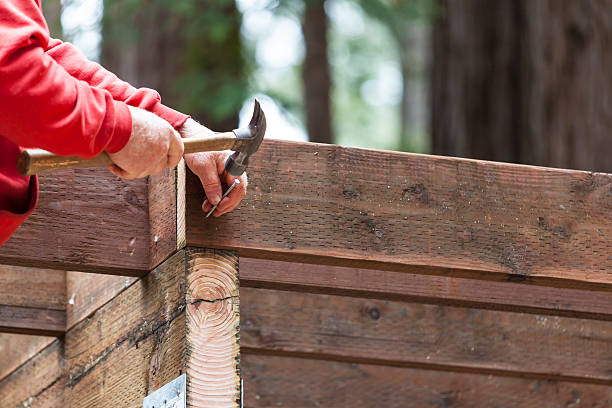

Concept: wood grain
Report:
left=0, top=265, right=66, bottom=335
left=187, top=139, right=612, bottom=290
left=242, top=354, right=612, bottom=408
left=240, top=287, right=612, bottom=383
left=240, top=258, right=612, bottom=320
left=186, top=249, right=241, bottom=408
left=0, top=167, right=178, bottom=275
left=0, top=334, right=55, bottom=382
left=66, top=272, right=137, bottom=330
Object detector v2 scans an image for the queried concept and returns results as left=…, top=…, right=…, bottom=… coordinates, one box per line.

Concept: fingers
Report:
left=210, top=172, right=248, bottom=217
left=195, top=155, right=223, bottom=206
left=107, top=164, right=133, bottom=179
left=166, top=130, right=184, bottom=168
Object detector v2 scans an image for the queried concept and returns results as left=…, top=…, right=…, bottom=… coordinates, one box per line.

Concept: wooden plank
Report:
left=242, top=354, right=612, bottom=408
left=0, top=167, right=178, bottom=275
left=66, top=272, right=137, bottom=330
left=0, top=265, right=66, bottom=335
left=240, top=258, right=612, bottom=320
left=0, top=339, right=64, bottom=407
left=186, top=249, right=241, bottom=408
left=0, top=334, right=55, bottom=382
left=240, top=287, right=612, bottom=383
left=187, top=139, right=612, bottom=290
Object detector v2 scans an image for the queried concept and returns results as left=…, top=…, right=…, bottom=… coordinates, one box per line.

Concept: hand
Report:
left=180, top=119, right=248, bottom=217
left=107, top=106, right=184, bottom=179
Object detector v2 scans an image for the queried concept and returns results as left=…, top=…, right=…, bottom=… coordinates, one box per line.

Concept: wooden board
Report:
left=0, top=265, right=65, bottom=335
left=0, top=167, right=178, bottom=275
left=187, top=139, right=612, bottom=290
left=240, top=258, right=612, bottom=320
left=240, top=287, right=612, bottom=383
left=242, top=354, right=612, bottom=408
left=0, top=334, right=55, bottom=382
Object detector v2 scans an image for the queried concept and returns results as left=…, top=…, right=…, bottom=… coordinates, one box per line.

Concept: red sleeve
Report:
left=0, top=0, right=131, bottom=157
left=46, top=39, right=190, bottom=129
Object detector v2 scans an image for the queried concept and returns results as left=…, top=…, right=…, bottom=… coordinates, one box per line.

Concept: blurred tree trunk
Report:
left=42, top=0, right=62, bottom=38
left=432, top=0, right=612, bottom=172
left=101, top=0, right=247, bottom=130
left=302, top=0, right=333, bottom=144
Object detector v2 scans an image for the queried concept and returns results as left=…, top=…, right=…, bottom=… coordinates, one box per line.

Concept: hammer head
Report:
left=225, top=99, right=267, bottom=176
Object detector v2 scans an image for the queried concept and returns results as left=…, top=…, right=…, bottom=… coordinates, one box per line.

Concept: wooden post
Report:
left=186, top=248, right=241, bottom=408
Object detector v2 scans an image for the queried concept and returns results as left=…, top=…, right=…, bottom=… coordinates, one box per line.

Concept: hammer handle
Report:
left=18, top=132, right=236, bottom=176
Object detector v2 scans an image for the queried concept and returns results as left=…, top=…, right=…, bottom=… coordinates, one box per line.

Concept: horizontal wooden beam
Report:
left=0, top=167, right=179, bottom=275
left=240, top=258, right=612, bottom=320
left=241, top=287, right=612, bottom=384
left=0, top=334, right=55, bottom=382
left=187, top=140, right=612, bottom=290
left=0, top=265, right=65, bottom=335
left=242, top=354, right=612, bottom=407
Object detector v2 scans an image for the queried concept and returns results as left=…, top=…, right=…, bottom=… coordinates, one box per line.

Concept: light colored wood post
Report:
left=186, top=248, right=241, bottom=408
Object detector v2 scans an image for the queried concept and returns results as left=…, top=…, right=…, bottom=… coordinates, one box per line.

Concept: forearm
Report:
left=46, top=39, right=189, bottom=129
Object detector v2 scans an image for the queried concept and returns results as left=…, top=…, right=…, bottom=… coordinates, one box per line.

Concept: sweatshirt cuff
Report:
left=150, top=103, right=190, bottom=129
left=105, top=100, right=132, bottom=154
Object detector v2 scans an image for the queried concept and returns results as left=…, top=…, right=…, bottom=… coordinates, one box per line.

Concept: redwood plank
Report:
left=240, top=258, right=612, bottom=320
left=66, top=272, right=137, bottom=330
left=187, top=140, right=612, bottom=290
left=240, top=288, right=612, bottom=383
left=242, top=354, right=612, bottom=408
left=0, top=265, right=66, bottom=335
left=0, top=334, right=55, bottom=382
left=0, top=167, right=178, bottom=275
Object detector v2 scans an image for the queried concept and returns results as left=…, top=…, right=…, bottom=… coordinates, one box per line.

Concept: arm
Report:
left=45, top=39, right=189, bottom=129
left=0, top=1, right=130, bottom=158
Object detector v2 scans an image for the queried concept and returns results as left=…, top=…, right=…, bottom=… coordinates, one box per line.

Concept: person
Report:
left=0, top=0, right=247, bottom=246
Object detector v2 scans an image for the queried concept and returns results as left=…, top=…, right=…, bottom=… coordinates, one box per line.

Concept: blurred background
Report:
left=44, top=0, right=611, bottom=172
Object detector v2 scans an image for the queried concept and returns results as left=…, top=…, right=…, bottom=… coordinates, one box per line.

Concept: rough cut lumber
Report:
left=187, top=139, right=612, bottom=290
left=66, top=272, right=137, bottom=330
left=242, top=354, right=612, bottom=408
left=0, top=167, right=179, bottom=275
left=186, top=249, right=241, bottom=408
left=240, top=287, right=612, bottom=384
left=0, top=248, right=241, bottom=407
left=0, top=265, right=65, bottom=335
left=240, top=258, right=612, bottom=320
left=0, top=334, right=55, bottom=382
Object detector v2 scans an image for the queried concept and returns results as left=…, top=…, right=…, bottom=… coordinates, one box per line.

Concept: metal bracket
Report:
left=143, top=374, right=186, bottom=408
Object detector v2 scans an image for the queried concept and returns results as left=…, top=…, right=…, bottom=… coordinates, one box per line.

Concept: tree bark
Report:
left=432, top=0, right=612, bottom=173
left=302, top=0, right=333, bottom=144
left=101, top=0, right=247, bottom=130
left=41, top=0, right=62, bottom=38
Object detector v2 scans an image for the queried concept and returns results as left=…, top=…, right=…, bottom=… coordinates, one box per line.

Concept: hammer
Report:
left=17, top=100, right=267, bottom=177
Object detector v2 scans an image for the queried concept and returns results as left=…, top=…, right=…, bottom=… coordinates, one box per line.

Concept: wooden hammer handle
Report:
left=18, top=133, right=236, bottom=176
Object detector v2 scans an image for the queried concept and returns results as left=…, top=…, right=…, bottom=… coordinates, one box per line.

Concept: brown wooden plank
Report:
left=243, top=354, right=612, bottom=408
left=66, top=272, right=137, bottom=330
left=0, top=339, right=63, bottom=407
left=0, top=265, right=66, bottom=335
left=240, top=287, right=612, bottom=383
left=240, top=258, right=612, bottom=320
left=187, top=139, right=612, bottom=290
left=0, top=334, right=55, bottom=382
left=186, top=249, right=241, bottom=407
left=0, top=167, right=178, bottom=275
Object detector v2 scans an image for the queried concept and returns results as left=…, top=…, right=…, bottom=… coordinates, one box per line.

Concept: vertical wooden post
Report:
left=186, top=248, right=241, bottom=407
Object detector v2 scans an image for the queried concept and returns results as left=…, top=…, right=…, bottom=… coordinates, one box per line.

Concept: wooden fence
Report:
left=0, top=139, right=611, bottom=407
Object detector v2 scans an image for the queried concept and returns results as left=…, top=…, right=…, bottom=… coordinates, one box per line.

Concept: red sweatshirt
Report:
left=0, top=0, right=189, bottom=245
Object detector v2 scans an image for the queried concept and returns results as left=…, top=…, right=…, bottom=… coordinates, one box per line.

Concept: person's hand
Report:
left=107, top=106, right=184, bottom=179
left=180, top=118, right=248, bottom=217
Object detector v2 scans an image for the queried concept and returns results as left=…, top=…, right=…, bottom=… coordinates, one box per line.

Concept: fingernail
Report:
left=210, top=194, right=221, bottom=205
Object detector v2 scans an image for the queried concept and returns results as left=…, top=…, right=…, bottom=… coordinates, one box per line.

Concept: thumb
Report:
left=197, top=158, right=223, bottom=205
